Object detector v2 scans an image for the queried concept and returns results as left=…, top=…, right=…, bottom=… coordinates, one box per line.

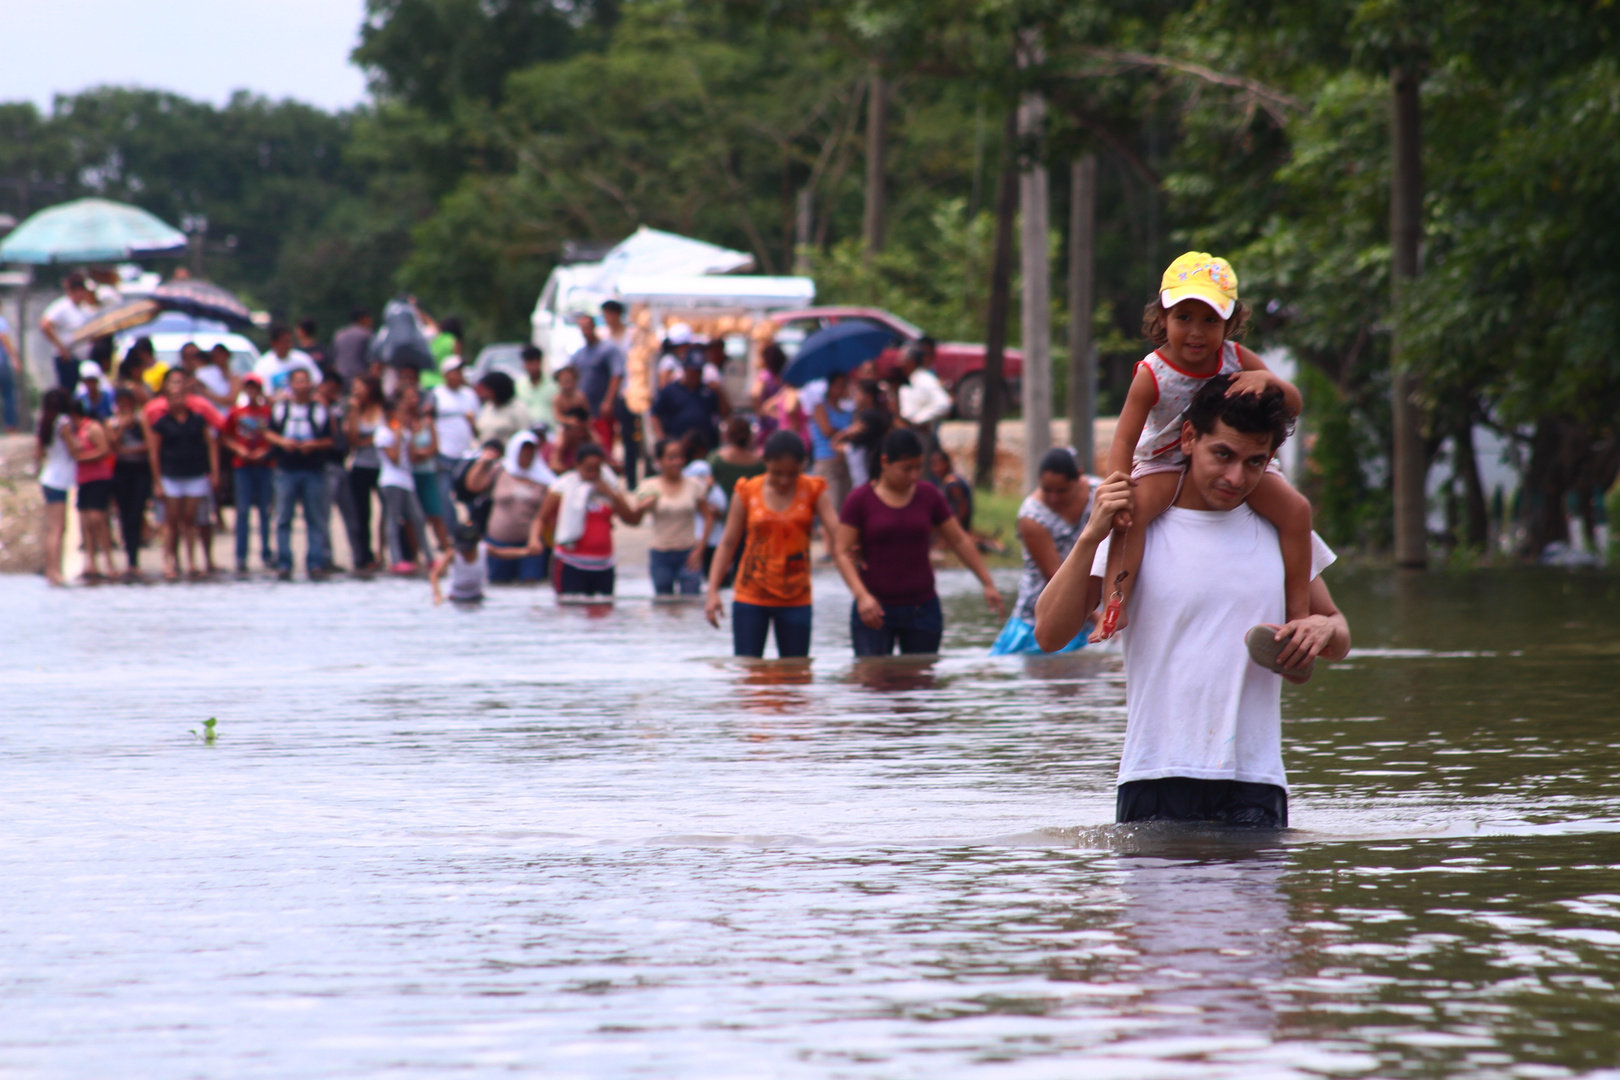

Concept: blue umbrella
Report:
left=0, top=198, right=188, bottom=264
left=781, top=321, right=897, bottom=387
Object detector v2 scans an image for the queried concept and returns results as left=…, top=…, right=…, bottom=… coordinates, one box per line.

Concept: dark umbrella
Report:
left=151, top=279, right=253, bottom=327
left=781, top=321, right=898, bottom=387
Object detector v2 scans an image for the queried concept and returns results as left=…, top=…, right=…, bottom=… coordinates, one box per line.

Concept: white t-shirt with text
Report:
left=254, top=350, right=323, bottom=394
left=1092, top=503, right=1335, bottom=791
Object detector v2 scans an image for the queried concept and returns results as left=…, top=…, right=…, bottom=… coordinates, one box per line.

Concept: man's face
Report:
left=576, top=315, right=597, bottom=344
left=681, top=363, right=703, bottom=389
left=288, top=369, right=312, bottom=401
left=601, top=306, right=623, bottom=329
left=444, top=365, right=464, bottom=388
left=524, top=357, right=542, bottom=381
left=563, top=415, right=588, bottom=442
left=180, top=345, right=201, bottom=370
left=271, top=333, right=292, bottom=358
left=1179, top=419, right=1276, bottom=511
left=69, top=284, right=94, bottom=305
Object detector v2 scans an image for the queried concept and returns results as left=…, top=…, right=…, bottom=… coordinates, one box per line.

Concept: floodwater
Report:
left=2, top=564, right=1619, bottom=1078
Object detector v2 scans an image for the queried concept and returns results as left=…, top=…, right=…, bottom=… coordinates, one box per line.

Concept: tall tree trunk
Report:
left=862, top=61, right=888, bottom=262
left=1018, top=85, right=1052, bottom=492
left=1067, top=153, right=1097, bottom=475
left=1522, top=417, right=1574, bottom=557
left=976, top=108, right=1019, bottom=491
left=1390, top=64, right=1428, bottom=568
left=1453, top=408, right=1488, bottom=548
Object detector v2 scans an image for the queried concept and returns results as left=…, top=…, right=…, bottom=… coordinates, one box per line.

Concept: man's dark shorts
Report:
left=1116, top=777, right=1288, bottom=828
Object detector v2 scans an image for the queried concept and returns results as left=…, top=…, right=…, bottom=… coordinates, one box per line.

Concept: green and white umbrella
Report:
left=0, top=198, right=187, bottom=265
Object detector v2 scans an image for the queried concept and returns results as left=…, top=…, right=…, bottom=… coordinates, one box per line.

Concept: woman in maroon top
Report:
left=835, top=428, right=1002, bottom=656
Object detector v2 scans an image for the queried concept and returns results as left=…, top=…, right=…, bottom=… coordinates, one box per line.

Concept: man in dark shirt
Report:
left=650, top=356, right=728, bottom=449
left=266, top=368, right=335, bottom=579
left=331, top=309, right=375, bottom=387
left=568, top=313, right=625, bottom=455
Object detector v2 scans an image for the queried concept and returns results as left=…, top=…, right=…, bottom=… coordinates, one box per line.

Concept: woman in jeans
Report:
left=631, top=437, right=714, bottom=595
left=36, top=388, right=79, bottom=586
left=374, top=393, right=433, bottom=573
left=146, top=369, right=220, bottom=581
left=834, top=428, right=1003, bottom=656
left=344, top=375, right=385, bottom=572
left=462, top=431, right=555, bottom=584
left=107, top=387, right=152, bottom=580
left=704, top=431, right=843, bottom=658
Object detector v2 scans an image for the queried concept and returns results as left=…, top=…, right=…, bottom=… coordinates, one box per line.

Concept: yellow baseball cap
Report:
left=1159, top=252, right=1238, bottom=320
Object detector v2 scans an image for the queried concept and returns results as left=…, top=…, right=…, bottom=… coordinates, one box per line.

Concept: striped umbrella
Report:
left=68, top=298, right=161, bottom=347
left=0, top=198, right=187, bottom=264
left=151, top=279, right=253, bottom=326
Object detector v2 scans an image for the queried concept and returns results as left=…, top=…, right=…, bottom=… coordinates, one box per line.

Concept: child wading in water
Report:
left=430, top=523, right=531, bottom=603
left=1093, top=251, right=1312, bottom=641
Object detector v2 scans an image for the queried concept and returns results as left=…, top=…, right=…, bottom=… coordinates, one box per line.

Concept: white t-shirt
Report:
left=448, top=543, right=488, bottom=600
left=42, top=296, right=91, bottom=360
left=1092, top=503, right=1336, bottom=791
left=254, top=350, right=322, bottom=394
left=432, top=385, right=479, bottom=459
left=899, top=367, right=952, bottom=427
left=373, top=425, right=416, bottom=490
left=194, top=365, right=231, bottom=400
left=39, top=415, right=78, bottom=489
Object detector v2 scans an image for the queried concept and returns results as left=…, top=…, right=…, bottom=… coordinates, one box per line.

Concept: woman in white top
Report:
left=35, top=388, right=81, bottom=586
left=629, top=437, right=715, bottom=595
left=990, top=447, right=1096, bottom=655
left=374, top=394, right=434, bottom=573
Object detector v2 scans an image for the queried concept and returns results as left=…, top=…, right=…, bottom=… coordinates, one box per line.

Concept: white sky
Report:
left=0, top=0, right=371, bottom=114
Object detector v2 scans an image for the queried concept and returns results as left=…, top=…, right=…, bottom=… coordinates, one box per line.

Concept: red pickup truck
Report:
left=768, top=307, right=1023, bottom=420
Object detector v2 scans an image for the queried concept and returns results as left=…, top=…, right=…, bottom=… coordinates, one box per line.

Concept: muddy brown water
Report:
left=2, top=565, right=1617, bottom=1077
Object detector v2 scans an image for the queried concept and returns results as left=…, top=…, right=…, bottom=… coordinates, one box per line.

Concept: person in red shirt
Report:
left=142, top=373, right=227, bottom=574
left=223, top=375, right=274, bottom=573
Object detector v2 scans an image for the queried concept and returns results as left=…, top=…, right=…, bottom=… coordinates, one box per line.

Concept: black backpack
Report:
left=370, top=296, right=433, bottom=371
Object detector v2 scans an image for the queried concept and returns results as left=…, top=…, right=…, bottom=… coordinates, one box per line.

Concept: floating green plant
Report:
left=191, top=718, right=217, bottom=744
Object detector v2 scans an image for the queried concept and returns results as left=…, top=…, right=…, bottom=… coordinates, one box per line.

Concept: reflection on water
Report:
left=0, top=566, right=1617, bottom=1077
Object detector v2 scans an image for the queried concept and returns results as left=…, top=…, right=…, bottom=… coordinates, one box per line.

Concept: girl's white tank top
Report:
left=1133, top=342, right=1242, bottom=466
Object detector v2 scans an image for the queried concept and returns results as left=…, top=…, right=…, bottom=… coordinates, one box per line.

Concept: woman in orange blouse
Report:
left=705, top=430, right=848, bottom=657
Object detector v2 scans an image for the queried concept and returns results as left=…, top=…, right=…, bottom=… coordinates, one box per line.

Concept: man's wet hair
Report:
left=1182, top=373, right=1293, bottom=452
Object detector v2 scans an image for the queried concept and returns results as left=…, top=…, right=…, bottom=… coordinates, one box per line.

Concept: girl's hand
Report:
left=983, top=583, right=1004, bottom=617
left=685, top=547, right=703, bottom=573
left=1225, top=370, right=1273, bottom=398
left=1081, top=471, right=1135, bottom=542
left=704, top=591, right=724, bottom=628
left=856, top=592, right=885, bottom=630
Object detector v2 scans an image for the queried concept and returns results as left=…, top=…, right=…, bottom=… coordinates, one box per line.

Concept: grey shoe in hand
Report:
left=1246, top=624, right=1314, bottom=678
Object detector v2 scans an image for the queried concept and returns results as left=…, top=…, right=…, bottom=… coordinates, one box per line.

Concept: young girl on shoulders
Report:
left=1093, top=251, right=1313, bottom=640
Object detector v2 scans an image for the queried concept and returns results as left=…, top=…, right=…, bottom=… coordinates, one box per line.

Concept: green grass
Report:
left=973, top=490, right=1026, bottom=568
